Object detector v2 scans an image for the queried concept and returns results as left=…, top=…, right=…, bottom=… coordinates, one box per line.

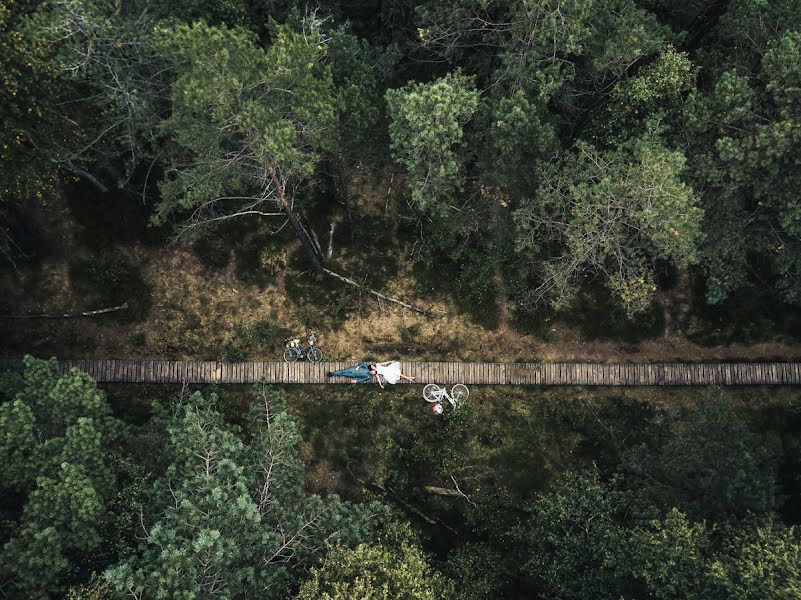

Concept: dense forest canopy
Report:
left=2, top=0, right=801, bottom=316
left=3, top=0, right=801, bottom=597
left=1, top=358, right=800, bottom=598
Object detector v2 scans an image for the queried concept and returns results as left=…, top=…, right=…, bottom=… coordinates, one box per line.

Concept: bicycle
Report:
left=283, top=331, right=323, bottom=363
left=423, top=383, right=469, bottom=409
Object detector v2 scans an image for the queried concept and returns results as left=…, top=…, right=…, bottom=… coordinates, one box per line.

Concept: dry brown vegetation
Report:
left=3, top=182, right=801, bottom=364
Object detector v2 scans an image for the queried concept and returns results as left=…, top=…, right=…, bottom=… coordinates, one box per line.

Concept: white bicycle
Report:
left=423, top=384, right=469, bottom=409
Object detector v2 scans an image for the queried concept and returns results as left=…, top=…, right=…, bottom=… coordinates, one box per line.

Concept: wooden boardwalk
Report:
left=57, top=359, right=801, bottom=386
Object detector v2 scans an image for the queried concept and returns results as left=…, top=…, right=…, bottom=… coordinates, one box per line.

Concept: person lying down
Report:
left=328, top=361, right=415, bottom=388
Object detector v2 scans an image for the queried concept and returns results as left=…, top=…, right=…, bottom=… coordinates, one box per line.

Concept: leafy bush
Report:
left=223, top=344, right=246, bottom=362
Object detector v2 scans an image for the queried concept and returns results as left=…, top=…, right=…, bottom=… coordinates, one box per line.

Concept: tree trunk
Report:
left=265, top=161, right=325, bottom=273
left=0, top=303, right=128, bottom=319
left=322, top=268, right=438, bottom=317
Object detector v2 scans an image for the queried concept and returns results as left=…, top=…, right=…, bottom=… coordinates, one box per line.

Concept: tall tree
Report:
left=623, top=389, right=778, bottom=519
left=514, top=137, right=703, bottom=315
left=707, top=520, right=801, bottom=600
left=0, top=357, right=125, bottom=598
left=297, top=525, right=453, bottom=600
left=327, top=26, right=399, bottom=238
left=22, top=0, right=166, bottom=193
left=386, top=72, right=480, bottom=220
left=107, top=386, right=389, bottom=598
left=153, top=18, right=337, bottom=271
left=682, top=29, right=801, bottom=304
left=514, top=470, right=710, bottom=600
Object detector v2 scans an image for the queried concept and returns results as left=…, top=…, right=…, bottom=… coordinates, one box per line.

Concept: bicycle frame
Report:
left=290, top=345, right=315, bottom=358
left=428, top=386, right=458, bottom=408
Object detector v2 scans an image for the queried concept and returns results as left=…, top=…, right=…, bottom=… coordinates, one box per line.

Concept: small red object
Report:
left=431, top=403, right=444, bottom=415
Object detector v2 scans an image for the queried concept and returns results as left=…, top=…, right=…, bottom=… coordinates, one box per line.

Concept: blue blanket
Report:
left=329, top=362, right=373, bottom=383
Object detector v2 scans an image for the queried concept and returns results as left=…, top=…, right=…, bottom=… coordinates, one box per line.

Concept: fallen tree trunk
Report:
left=423, top=485, right=463, bottom=497
left=0, top=303, right=128, bottom=319
left=349, top=472, right=459, bottom=535
left=265, top=160, right=325, bottom=273
left=323, top=268, right=440, bottom=317
left=264, top=161, right=441, bottom=317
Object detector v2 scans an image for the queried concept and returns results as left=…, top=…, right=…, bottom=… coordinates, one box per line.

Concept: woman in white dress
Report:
left=369, top=361, right=415, bottom=388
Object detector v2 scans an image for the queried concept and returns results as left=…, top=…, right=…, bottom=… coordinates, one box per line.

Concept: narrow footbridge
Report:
left=57, top=359, right=801, bottom=386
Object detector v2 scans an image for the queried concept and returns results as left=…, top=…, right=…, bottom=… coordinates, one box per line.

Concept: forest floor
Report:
left=3, top=174, right=801, bottom=363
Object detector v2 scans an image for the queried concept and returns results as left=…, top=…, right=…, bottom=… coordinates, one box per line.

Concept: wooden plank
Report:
left=57, top=360, right=801, bottom=387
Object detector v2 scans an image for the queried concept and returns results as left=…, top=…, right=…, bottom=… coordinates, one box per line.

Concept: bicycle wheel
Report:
left=423, top=384, right=442, bottom=403
left=283, top=348, right=299, bottom=363
left=451, top=384, right=469, bottom=403
left=308, top=347, right=323, bottom=363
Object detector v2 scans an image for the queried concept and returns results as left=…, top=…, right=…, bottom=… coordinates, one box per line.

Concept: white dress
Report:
left=375, top=362, right=402, bottom=384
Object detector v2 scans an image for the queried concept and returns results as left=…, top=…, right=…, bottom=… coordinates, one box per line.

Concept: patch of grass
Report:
left=233, top=231, right=290, bottom=289
left=233, top=319, right=293, bottom=356
left=69, top=251, right=152, bottom=323
left=284, top=248, right=362, bottom=331
left=223, top=344, right=247, bottom=362
left=452, top=248, right=500, bottom=330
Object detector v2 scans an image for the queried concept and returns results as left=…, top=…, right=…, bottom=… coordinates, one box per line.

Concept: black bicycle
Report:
left=283, top=331, right=323, bottom=363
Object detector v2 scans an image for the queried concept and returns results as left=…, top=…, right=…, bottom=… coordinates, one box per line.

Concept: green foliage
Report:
left=107, top=385, right=391, bottom=598
left=2, top=526, right=69, bottom=599
left=515, top=138, right=702, bottom=316
left=65, top=573, right=113, bottom=600
left=223, top=343, right=247, bottom=362
left=624, top=389, right=778, bottom=519
left=482, top=90, right=558, bottom=192
left=386, top=72, right=480, bottom=219
left=146, top=0, right=249, bottom=26
left=708, top=520, right=801, bottom=599
left=0, top=0, right=63, bottom=205
left=26, top=0, right=165, bottom=191
left=417, top=0, right=675, bottom=115
left=328, top=27, right=399, bottom=166
left=515, top=470, right=710, bottom=600
left=153, top=19, right=336, bottom=234
left=587, top=46, right=696, bottom=147
left=682, top=27, right=801, bottom=305
left=22, top=463, right=106, bottom=552
left=445, top=542, right=508, bottom=600
left=0, top=399, right=36, bottom=490
left=297, top=525, right=453, bottom=600
left=69, top=251, right=152, bottom=323
left=0, top=357, right=126, bottom=598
